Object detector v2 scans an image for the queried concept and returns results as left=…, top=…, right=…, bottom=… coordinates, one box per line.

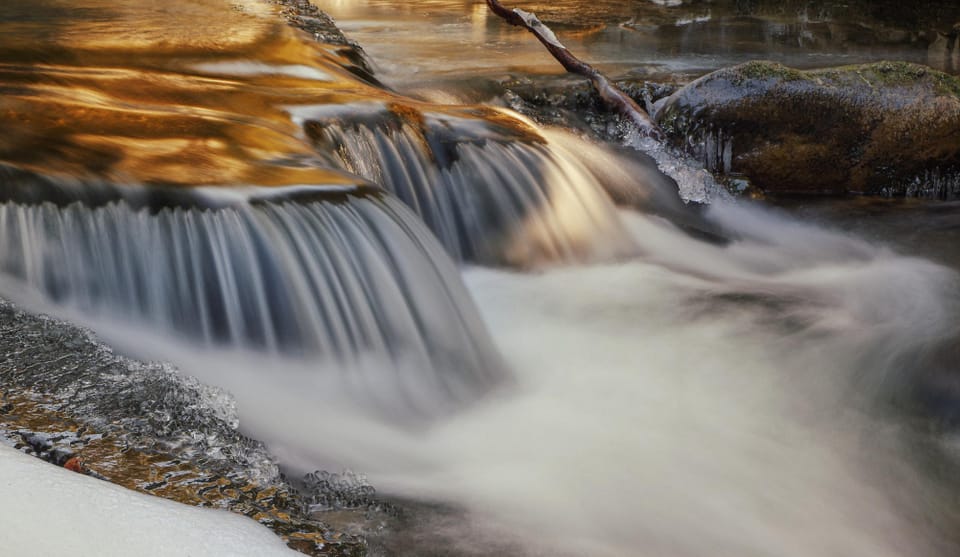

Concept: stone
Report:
left=655, top=60, right=960, bottom=197
left=269, top=0, right=379, bottom=85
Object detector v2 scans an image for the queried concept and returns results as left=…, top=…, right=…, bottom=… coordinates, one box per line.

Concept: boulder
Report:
left=655, top=61, right=960, bottom=197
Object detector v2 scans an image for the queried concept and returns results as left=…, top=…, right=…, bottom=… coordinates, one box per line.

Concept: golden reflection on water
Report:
left=0, top=0, right=386, bottom=190
left=0, top=0, right=275, bottom=53
left=0, top=0, right=698, bottom=198
left=0, top=0, right=546, bottom=193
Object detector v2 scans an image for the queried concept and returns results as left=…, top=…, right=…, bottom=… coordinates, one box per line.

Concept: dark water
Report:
left=318, top=0, right=960, bottom=90
left=775, top=198, right=960, bottom=273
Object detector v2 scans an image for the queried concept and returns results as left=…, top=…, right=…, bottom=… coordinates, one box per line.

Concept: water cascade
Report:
left=230, top=201, right=960, bottom=557
left=305, top=110, right=639, bottom=266
left=0, top=194, right=506, bottom=417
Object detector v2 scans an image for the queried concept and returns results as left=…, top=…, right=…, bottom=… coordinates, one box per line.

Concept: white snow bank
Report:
left=0, top=444, right=300, bottom=557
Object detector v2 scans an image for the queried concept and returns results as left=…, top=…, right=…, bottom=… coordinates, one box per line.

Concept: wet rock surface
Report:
left=655, top=60, right=960, bottom=197
left=0, top=300, right=363, bottom=557
left=500, top=74, right=678, bottom=142
left=270, top=0, right=379, bottom=85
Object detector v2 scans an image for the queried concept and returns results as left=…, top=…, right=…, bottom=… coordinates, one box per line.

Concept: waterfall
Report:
left=0, top=193, right=506, bottom=417
left=305, top=113, right=639, bottom=266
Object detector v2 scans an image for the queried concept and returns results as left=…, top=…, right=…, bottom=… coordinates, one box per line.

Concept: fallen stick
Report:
left=486, top=0, right=663, bottom=140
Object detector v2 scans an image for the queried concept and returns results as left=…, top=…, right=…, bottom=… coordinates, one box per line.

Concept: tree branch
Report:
left=486, top=0, right=663, bottom=140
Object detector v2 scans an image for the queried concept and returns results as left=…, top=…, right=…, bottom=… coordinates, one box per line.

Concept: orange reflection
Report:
left=0, top=0, right=547, bottom=194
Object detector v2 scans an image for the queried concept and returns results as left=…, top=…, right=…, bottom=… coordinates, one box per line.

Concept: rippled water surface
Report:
left=0, top=0, right=408, bottom=194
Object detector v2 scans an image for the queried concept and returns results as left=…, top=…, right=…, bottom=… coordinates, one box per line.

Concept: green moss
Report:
left=809, top=62, right=960, bottom=97
left=932, top=73, right=960, bottom=98
left=856, top=61, right=928, bottom=88
left=730, top=61, right=807, bottom=84
left=717, top=60, right=960, bottom=99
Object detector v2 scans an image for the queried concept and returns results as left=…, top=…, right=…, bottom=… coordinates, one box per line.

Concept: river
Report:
left=1, top=1, right=959, bottom=556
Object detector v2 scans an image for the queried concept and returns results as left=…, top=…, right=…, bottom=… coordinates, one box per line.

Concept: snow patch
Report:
left=0, top=444, right=300, bottom=557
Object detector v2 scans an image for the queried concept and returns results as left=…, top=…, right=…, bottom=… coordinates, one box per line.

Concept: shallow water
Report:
left=318, top=0, right=960, bottom=90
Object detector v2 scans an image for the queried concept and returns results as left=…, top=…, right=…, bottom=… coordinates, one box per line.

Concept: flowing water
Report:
left=1, top=1, right=960, bottom=556
left=0, top=197, right=507, bottom=418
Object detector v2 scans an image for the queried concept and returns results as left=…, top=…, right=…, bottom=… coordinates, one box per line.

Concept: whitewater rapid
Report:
left=57, top=201, right=958, bottom=557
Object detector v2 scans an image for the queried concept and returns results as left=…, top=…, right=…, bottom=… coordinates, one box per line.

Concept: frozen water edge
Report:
left=624, top=128, right=732, bottom=204
left=0, top=297, right=281, bottom=487
left=0, top=443, right=300, bottom=557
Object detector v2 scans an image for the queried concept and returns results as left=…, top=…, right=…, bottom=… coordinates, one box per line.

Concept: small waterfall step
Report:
left=0, top=191, right=507, bottom=418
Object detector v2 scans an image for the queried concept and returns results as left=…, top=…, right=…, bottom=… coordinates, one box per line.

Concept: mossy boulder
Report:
left=655, top=61, right=960, bottom=197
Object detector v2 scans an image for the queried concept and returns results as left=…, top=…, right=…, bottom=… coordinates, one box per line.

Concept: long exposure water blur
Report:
left=1, top=1, right=959, bottom=556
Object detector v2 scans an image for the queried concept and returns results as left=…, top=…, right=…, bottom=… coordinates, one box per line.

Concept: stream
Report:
left=1, top=1, right=959, bottom=556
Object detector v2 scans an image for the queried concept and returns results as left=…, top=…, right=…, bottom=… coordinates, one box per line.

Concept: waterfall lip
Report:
left=287, top=101, right=395, bottom=128
left=0, top=191, right=511, bottom=422
left=0, top=162, right=383, bottom=211
left=290, top=100, right=547, bottom=145
left=305, top=106, right=728, bottom=265
left=192, top=183, right=383, bottom=207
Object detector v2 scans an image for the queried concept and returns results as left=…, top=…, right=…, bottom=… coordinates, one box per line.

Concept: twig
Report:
left=486, top=0, right=663, bottom=140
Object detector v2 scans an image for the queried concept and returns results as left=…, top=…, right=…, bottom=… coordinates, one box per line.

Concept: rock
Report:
left=655, top=61, right=960, bottom=197
left=269, top=0, right=380, bottom=86
left=62, top=456, right=84, bottom=473
left=500, top=74, right=679, bottom=142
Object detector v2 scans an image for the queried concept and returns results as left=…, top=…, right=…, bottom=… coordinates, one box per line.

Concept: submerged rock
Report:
left=655, top=61, right=960, bottom=198
left=270, top=0, right=380, bottom=85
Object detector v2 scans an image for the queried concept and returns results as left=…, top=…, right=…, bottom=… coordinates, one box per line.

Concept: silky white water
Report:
left=62, top=200, right=959, bottom=557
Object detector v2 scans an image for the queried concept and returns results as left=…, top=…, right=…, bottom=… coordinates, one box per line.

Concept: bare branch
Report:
left=486, top=0, right=662, bottom=140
